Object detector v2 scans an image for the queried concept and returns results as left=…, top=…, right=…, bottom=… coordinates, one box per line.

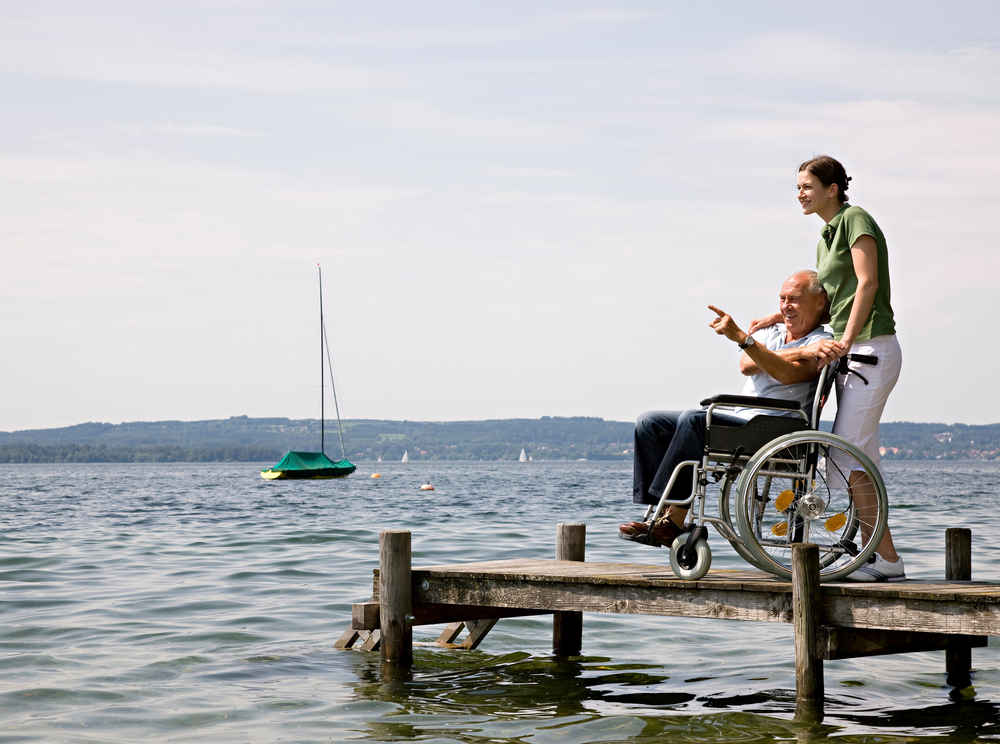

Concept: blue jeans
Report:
left=633, top=409, right=746, bottom=505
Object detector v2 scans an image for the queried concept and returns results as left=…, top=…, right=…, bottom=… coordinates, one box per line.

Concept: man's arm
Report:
left=738, top=343, right=824, bottom=383
left=709, top=306, right=824, bottom=386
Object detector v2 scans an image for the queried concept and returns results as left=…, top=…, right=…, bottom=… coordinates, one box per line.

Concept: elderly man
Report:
left=620, top=270, right=833, bottom=546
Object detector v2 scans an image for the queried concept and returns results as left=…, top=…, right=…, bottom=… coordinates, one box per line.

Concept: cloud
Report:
left=116, top=123, right=269, bottom=138
left=484, top=167, right=584, bottom=179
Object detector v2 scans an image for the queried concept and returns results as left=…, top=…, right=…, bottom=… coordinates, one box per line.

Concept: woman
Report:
left=751, top=156, right=904, bottom=582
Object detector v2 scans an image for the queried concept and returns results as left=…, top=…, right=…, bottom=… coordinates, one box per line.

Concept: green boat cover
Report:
left=264, top=451, right=355, bottom=474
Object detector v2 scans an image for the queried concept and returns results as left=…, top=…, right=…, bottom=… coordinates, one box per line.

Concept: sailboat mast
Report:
left=323, top=323, right=349, bottom=459
left=318, top=264, right=325, bottom=455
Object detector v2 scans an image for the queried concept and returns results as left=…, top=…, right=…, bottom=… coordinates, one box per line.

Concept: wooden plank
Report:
left=823, top=595, right=1000, bottom=636
left=434, top=622, right=465, bottom=645
left=409, top=573, right=1000, bottom=636
left=365, top=559, right=1000, bottom=638
left=353, top=601, right=549, bottom=630
left=406, top=560, right=1000, bottom=603
left=817, top=627, right=988, bottom=660
left=462, top=618, right=499, bottom=650
left=359, top=630, right=381, bottom=651
left=334, top=628, right=361, bottom=649
left=353, top=601, right=380, bottom=630
left=414, top=575, right=794, bottom=624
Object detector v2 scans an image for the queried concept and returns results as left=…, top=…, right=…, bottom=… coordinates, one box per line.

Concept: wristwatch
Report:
left=738, top=336, right=755, bottom=350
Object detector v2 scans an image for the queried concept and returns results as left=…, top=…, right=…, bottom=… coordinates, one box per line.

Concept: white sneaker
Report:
left=847, top=553, right=906, bottom=582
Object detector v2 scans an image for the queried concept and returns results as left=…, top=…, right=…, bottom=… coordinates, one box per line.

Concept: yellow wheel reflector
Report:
left=775, top=490, right=795, bottom=512
left=771, top=522, right=789, bottom=537
left=825, top=513, right=847, bottom=532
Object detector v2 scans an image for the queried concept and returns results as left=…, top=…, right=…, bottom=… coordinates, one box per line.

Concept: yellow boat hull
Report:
left=260, top=469, right=349, bottom=480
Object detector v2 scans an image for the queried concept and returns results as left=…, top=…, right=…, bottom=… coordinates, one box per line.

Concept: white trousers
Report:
left=831, top=334, right=902, bottom=474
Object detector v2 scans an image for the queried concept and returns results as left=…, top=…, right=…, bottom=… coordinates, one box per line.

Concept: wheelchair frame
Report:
left=629, top=358, right=889, bottom=582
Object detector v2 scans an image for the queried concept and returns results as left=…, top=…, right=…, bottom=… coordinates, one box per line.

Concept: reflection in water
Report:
left=342, top=646, right=1000, bottom=742
left=837, top=696, right=1000, bottom=740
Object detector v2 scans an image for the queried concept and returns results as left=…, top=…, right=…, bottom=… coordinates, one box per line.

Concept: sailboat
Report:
left=519, top=448, right=528, bottom=463
left=401, top=450, right=409, bottom=463
left=261, top=266, right=357, bottom=480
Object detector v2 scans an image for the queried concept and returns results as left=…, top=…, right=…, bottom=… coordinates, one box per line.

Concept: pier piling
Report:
left=379, top=529, right=412, bottom=667
left=553, top=523, right=586, bottom=655
left=792, top=544, right=823, bottom=721
left=946, top=528, right=974, bottom=688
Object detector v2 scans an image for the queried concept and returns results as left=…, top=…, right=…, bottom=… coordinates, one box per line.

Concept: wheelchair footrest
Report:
left=618, top=530, right=663, bottom=548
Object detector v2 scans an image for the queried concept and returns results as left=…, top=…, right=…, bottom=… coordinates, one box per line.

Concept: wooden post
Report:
left=792, top=543, right=823, bottom=722
left=946, top=528, right=973, bottom=688
left=553, top=523, right=585, bottom=656
left=379, top=529, right=412, bottom=667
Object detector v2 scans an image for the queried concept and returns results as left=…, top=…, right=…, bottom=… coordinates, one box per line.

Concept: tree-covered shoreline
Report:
left=0, top=416, right=997, bottom=463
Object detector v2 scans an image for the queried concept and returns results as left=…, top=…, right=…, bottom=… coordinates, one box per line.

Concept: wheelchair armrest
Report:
left=699, top=394, right=801, bottom=411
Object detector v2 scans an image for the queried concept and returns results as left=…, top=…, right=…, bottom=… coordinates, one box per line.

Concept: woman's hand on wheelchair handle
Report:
left=812, top=337, right=849, bottom=366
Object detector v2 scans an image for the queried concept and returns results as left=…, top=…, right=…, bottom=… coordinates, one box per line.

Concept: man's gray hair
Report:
left=794, top=269, right=831, bottom=324
left=799, top=270, right=824, bottom=297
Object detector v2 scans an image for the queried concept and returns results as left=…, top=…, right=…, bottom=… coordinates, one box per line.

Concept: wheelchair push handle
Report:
left=832, top=352, right=878, bottom=385
left=846, top=353, right=877, bottom=366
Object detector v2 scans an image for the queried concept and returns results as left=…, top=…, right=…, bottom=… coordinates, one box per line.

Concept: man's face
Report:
left=780, top=276, right=825, bottom=339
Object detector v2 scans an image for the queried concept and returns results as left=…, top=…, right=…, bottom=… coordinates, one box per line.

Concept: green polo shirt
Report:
left=816, top=203, right=896, bottom=342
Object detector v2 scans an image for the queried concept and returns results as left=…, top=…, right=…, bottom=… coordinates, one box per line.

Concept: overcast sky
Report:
left=2, top=1, right=998, bottom=432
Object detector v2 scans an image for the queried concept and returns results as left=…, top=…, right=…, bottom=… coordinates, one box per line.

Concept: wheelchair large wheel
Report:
left=735, top=431, right=888, bottom=582
left=718, top=475, right=766, bottom=569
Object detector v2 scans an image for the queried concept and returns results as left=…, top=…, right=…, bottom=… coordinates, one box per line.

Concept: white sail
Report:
left=401, top=450, right=409, bottom=463
left=519, top=448, right=527, bottom=462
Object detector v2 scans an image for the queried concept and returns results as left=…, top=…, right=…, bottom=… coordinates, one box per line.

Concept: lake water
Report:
left=3, top=460, right=1000, bottom=742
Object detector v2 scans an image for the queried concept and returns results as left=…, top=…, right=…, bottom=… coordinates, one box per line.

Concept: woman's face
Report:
left=796, top=169, right=839, bottom=217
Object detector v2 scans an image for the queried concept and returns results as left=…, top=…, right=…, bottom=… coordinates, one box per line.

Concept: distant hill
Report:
left=0, top=416, right=633, bottom=463
left=0, top=417, right=997, bottom=463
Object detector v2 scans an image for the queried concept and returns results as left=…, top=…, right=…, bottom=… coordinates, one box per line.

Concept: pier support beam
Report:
left=379, top=529, right=412, bottom=668
left=553, top=523, right=585, bottom=656
left=792, top=543, right=823, bottom=722
left=946, top=528, right=973, bottom=688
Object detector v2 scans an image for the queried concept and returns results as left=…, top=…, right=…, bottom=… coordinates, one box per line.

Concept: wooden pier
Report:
left=337, top=525, right=995, bottom=720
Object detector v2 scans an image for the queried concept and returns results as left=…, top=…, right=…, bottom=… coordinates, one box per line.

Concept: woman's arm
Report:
left=748, top=312, right=783, bottom=334
left=836, top=234, right=879, bottom=352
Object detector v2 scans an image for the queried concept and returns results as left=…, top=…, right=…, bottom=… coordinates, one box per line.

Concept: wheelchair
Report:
left=623, top=354, right=888, bottom=582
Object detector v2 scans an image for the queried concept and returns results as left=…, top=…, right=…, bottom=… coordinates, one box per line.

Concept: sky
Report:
left=2, top=0, right=999, bottom=432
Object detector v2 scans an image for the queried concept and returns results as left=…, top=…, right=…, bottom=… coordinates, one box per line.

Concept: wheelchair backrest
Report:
left=707, top=414, right=808, bottom=458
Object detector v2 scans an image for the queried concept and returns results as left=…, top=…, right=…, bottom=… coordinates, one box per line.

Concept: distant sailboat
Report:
left=401, top=450, right=409, bottom=463
left=377, top=455, right=382, bottom=463
left=519, top=448, right=527, bottom=463
left=261, top=266, right=356, bottom=481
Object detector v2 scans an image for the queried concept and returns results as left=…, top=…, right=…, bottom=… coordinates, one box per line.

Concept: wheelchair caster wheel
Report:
left=669, top=532, right=712, bottom=581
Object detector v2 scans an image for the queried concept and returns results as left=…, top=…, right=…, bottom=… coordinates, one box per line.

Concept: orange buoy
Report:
left=420, top=482, right=434, bottom=491
left=371, top=473, right=381, bottom=479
